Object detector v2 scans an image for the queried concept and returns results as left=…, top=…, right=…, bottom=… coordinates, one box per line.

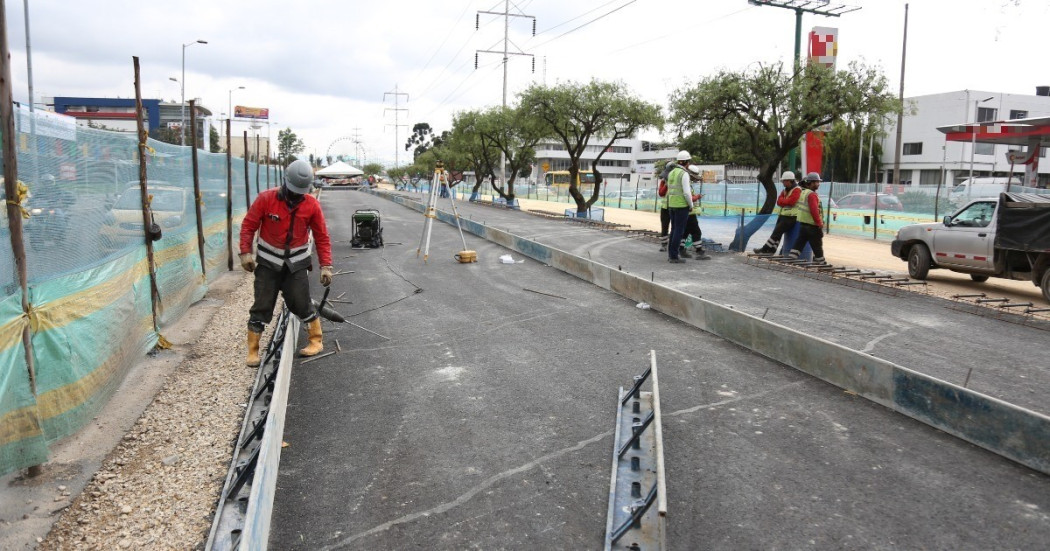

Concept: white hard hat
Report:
left=675, top=150, right=691, bottom=161
left=780, top=171, right=796, bottom=181
left=804, top=172, right=822, bottom=183
left=687, top=164, right=701, bottom=175
left=284, top=159, right=314, bottom=194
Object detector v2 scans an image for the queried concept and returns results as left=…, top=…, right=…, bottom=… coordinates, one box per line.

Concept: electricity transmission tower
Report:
left=475, top=1, right=535, bottom=188
left=384, top=85, right=409, bottom=168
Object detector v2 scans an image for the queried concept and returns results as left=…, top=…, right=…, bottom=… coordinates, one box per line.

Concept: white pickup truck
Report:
left=890, top=193, right=1050, bottom=303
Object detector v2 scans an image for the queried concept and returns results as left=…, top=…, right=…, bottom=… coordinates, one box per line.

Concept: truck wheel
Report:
left=1042, top=270, right=1050, bottom=304
left=970, top=274, right=989, bottom=283
left=908, top=244, right=931, bottom=279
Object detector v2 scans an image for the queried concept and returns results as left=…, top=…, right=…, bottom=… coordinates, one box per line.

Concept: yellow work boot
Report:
left=299, top=318, right=324, bottom=357
left=246, top=330, right=262, bottom=367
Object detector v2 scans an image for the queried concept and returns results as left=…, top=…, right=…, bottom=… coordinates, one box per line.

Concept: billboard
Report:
left=234, top=105, right=269, bottom=120
left=808, top=26, right=838, bottom=69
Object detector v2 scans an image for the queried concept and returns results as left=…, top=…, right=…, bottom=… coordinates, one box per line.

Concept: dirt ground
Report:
left=515, top=197, right=1049, bottom=310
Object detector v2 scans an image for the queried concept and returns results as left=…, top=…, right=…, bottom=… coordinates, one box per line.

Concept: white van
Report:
left=948, top=177, right=1010, bottom=207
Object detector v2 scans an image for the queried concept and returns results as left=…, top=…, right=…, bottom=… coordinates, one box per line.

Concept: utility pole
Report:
left=383, top=85, right=408, bottom=169
left=747, top=1, right=860, bottom=173
left=476, top=2, right=535, bottom=191
left=892, top=3, right=908, bottom=187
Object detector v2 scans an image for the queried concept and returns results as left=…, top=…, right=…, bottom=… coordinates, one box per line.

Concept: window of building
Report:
left=977, top=107, right=997, bottom=122
left=902, top=142, right=922, bottom=155
left=1010, top=109, right=1028, bottom=120
left=975, top=143, right=994, bottom=156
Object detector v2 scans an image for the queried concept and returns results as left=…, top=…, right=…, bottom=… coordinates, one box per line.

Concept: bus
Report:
left=544, top=170, right=596, bottom=191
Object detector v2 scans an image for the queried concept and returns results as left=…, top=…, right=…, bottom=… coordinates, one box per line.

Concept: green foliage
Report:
left=277, top=127, right=305, bottom=162
left=447, top=109, right=502, bottom=192
left=822, top=119, right=884, bottom=184
left=471, top=106, right=547, bottom=200
left=362, top=163, right=384, bottom=177
left=405, top=123, right=449, bottom=161
left=209, top=126, right=221, bottom=153
left=519, top=79, right=663, bottom=212
left=669, top=61, right=900, bottom=213
left=150, top=126, right=181, bottom=146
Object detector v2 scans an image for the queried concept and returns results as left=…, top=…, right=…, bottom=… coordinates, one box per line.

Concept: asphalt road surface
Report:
left=267, top=190, right=1050, bottom=550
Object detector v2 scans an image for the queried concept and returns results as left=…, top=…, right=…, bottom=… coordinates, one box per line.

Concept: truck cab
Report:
left=891, top=194, right=1050, bottom=303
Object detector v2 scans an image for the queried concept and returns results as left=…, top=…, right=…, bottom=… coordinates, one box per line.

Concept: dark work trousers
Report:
left=659, top=207, right=670, bottom=237
left=763, top=215, right=797, bottom=251
left=248, top=264, right=317, bottom=333
left=668, top=207, right=691, bottom=260
left=789, top=223, right=825, bottom=260
left=684, top=214, right=702, bottom=247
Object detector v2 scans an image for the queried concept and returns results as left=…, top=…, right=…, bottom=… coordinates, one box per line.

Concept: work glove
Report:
left=690, top=206, right=702, bottom=216
left=239, top=253, right=256, bottom=273
left=320, top=265, right=333, bottom=287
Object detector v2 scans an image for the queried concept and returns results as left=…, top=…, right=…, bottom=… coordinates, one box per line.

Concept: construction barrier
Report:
left=1, top=106, right=273, bottom=476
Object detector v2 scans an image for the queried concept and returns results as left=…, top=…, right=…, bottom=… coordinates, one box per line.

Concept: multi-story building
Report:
left=880, top=88, right=1050, bottom=188
left=533, top=138, right=680, bottom=186
left=47, top=96, right=214, bottom=150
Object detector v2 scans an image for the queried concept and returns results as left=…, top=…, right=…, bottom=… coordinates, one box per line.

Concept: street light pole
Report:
left=968, top=95, right=995, bottom=200
left=228, top=85, right=245, bottom=146
left=180, top=39, right=207, bottom=146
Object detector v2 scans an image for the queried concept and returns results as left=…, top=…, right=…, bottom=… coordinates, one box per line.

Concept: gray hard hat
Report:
left=284, top=159, right=314, bottom=194
left=803, top=172, right=822, bottom=182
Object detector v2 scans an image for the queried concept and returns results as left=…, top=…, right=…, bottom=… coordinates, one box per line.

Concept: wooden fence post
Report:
left=243, top=130, right=250, bottom=210
left=0, top=0, right=37, bottom=400
left=133, top=56, right=160, bottom=330
left=226, top=118, right=233, bottom=270
left=189, top=99, right=206, bottom=278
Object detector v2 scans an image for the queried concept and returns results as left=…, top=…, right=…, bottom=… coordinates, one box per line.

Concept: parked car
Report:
left=834, top=192, right=904, bottom=211
left=100, top=184, right=196, bottom=250
left=890, top=195, right=1050, bottom=302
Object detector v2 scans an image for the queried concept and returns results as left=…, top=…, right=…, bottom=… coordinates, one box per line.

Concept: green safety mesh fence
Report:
left=1, top=105, right=275, bottom=476
left=456, top=177, right=1049, bottom=242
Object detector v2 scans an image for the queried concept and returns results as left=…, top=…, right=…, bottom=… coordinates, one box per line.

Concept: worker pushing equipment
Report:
left=417, top=160, right=476, bottom=263
left=240, top=159, right=334, bottom=366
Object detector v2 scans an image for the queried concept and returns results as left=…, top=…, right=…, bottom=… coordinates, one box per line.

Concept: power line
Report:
left=530, top=0, right=637, bottom=50
left=533, top=0, right=621, bottom=37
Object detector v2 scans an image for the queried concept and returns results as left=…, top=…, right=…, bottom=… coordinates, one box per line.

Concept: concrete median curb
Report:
left=374, top=190, right=1050, bottom=475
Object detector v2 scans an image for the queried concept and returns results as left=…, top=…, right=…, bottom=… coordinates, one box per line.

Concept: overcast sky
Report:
left=4, top=0, right=1046, bottom=166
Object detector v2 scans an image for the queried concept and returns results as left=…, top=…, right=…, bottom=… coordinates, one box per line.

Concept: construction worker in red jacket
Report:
left=240, top=159, right=333, bottom=366
left=753, top=170, right=801, bottom=254
left=786, top=172, right=826, bottom=264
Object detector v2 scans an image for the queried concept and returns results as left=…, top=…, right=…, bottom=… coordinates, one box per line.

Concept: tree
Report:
left=473, top=105, right=546, bottom=202
left=519, top=80, right=663, bottom=213
left=209, top=126, right=221, bottom=153
left=277, top=127, right=305, bottom=163
left=669, top=61, right=900, bottom=213
left=821, top=119, right=885, bottom=184
left=150, top=126, right=181, bottom=146
left=362, top=163, right=384, bottom=177
left=404, top=122, right=449, bottom=161
left=447, top=109, right=502, bottom=198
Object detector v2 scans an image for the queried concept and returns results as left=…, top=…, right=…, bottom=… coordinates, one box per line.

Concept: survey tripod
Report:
left=417, top=161, right=477, bottom=263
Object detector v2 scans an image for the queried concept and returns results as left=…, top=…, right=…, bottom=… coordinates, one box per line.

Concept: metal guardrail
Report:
left=605, top=351, right=667, bottom=551
left=206, top=308, right=300, bottom=550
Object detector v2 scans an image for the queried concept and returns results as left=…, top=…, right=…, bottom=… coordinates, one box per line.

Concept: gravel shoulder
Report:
left=0, top=271, right=269, bottom=550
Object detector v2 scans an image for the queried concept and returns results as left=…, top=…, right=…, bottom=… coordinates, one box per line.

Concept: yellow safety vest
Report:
left=778, top=186, right=800, bottom=217
left=795, top=188, right=822, bottom=225
left=667, top=167, right=690, bottom=208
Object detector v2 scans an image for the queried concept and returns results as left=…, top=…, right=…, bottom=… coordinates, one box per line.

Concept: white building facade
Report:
left=880, top=88, right=1050, bottom=188
left=533, top=138, right=680, bottom=187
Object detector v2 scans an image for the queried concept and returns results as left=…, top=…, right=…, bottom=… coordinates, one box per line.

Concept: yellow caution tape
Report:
left=5, top=180, right=31, bottom=218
